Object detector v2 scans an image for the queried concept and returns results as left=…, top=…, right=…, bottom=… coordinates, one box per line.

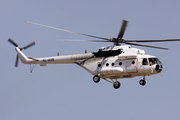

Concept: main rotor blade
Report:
left=8, top=38, right=18, bottom=47
left=22, top=41, right=35, bottom=50
left=117, top=20, right=128, bottom=40
left=125, top=42, right=169, bottom=50
left=26, top=21, right=110, bottom=41
left=125, top=39, right=180, bottom=42
left=15, top=54, right=19, bottom=67
left=57, top=39, right=111, bottom=42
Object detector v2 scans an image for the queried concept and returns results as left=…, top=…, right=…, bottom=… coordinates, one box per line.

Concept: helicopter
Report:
left=8, top=20, right=180, bottom=89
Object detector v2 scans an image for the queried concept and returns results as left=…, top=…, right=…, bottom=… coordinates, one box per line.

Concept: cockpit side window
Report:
left=142, top=58, right=148, bottom=65
left=148, top=58, right=154, bottom=65
left=148, top=58, right=162, bottom=65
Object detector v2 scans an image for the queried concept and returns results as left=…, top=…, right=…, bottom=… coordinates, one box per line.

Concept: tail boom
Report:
left=15, top=47, right=94, bottom=66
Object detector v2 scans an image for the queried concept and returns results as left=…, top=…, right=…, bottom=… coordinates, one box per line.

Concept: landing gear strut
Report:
left=93, top=76, right=121, bottom=89
left=139, top=76, right=146, bottom=86
left=104, top=78, right=121, bottom=89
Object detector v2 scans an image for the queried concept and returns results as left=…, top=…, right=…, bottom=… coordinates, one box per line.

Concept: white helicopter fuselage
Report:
left=15, top=45, right=163, bottom=80
left=10, top=20, right=179, bottom=89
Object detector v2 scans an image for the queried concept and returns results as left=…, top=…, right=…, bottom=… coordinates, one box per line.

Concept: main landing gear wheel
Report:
left=113, top=81, right=121, bottom=89
left=139, top=80, right=146, bottom=86
left=93, top=75, right=100, bottom=83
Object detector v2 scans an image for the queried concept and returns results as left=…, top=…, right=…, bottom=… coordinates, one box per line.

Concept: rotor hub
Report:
left=110, top=38, right=116, bottom=42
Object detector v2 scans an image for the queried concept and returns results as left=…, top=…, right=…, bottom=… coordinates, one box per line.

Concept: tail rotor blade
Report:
left=8, top=38, right=18, bottom=47
left=8, top=38, right=35, bottom=67
left=15, top=54, right=19, bottom=67
left=22, top=42, right=35, bottom=50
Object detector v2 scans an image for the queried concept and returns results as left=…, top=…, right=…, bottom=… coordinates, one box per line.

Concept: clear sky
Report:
left=1, top=0, right=180, bottom=120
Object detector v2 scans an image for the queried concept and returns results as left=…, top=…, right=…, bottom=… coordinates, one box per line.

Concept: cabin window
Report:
left=142, top=58, right=148, bottom=65
left=112, top=63, right=115, bottom=66
left=132, top=61, right=135, bottom=64
left=119, top=62, right=122, bottom=66
left=106, top=63, right=109, bottom=67
left=98, top=63, right=101, bottom=67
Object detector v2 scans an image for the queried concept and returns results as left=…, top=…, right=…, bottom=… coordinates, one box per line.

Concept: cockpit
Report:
left=142, top=57, right=163, bottom=72
left=143, top=58, right=162, bottom=65
left=148, top=58, right=162, bottom=65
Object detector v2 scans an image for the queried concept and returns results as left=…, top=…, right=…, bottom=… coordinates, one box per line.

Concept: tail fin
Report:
left=8, top=38, right=35, bottom=67
left=15, top=47, right=30, bottom=63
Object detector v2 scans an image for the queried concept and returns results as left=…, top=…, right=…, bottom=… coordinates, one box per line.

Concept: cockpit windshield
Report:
left=148, top=58, right=162, bottom=65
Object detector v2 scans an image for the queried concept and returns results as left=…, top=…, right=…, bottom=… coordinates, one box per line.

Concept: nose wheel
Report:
left=139, top=80, right=146, bottom=86
left=139, top=76, right=146, bottom=86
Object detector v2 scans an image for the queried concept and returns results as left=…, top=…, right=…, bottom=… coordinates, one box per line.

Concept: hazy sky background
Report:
left=1, top=0, right=180, bottom=120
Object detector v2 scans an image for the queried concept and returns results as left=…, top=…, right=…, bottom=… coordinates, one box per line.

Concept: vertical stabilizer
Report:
left=15, top=47, right=30, bottom=63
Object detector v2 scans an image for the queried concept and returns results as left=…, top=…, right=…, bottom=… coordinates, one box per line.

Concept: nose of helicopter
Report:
left=155, top=64, right=163, bottom=73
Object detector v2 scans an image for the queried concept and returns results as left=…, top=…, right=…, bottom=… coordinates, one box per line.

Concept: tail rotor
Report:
left=8, top=38, right=35, bottom=67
